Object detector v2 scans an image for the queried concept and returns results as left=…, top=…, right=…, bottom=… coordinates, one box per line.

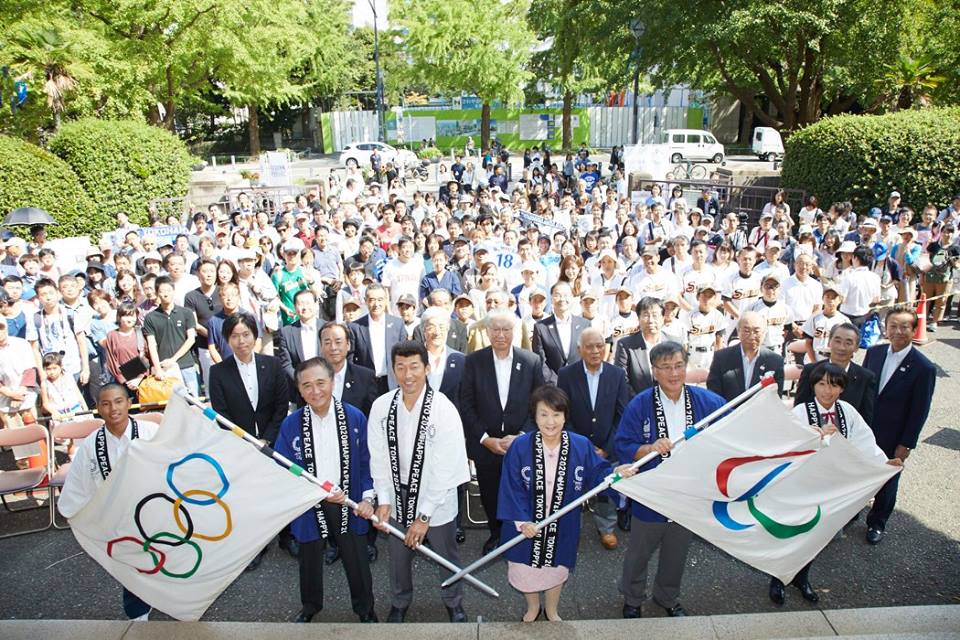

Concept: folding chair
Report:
left=48, top=418, right=104, bottom=529
left=0, top=422, right=52, bottom=538
left=464, top=460, right=487, bottom=527
left=134, top=412, right=164, bottom=425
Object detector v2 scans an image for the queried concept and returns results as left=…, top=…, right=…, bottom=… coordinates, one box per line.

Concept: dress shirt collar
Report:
left=583, top=361, right=603, bottom=377
left=887, top=343, right=912, bottom=363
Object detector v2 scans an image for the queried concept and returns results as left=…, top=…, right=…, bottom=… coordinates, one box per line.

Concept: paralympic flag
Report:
left=68, top=394, right=327, bottom=621
left=613, top=387, right=900, bottom=584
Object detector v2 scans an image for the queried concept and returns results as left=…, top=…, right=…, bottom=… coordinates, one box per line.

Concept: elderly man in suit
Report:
left=706, top=311, right=785, bottom=401
left=465, top=289, right=533, bottom=353
left=348, top=283, right=405, bottom=394
left=460, top=310, right=545, bottom=554
left=614, top=297, right=666, bottom=397
left=794, top=322, right=877, bottom=423
left=411, top=288, right=468, bottom=354
left=278, top=289, right=322, bottom=405
left=557, top=327, right=631, bottom=550
left=208, top=311, right=290, bottom=570
left=532, top=281, right=591, bottom=384
left=421, top=307, right=466, bottom=408
left=861, top=306, right=936, bottom=544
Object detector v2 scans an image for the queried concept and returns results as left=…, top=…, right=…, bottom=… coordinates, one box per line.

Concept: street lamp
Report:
left=369, top=0, right=386, bottom=143
left=628, top=18, right=645, bottom=145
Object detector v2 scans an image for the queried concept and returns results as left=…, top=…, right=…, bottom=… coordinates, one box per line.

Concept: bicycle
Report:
left=671, top=159, right=708, bottom=180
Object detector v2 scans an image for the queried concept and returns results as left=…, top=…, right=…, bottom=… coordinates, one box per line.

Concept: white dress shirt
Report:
left=332, top=361, right=347, bottom=401
left=879, top=344, right=912, bottom=392
left=658, top=386, right=688, bottom=441
left=555, top=315, right=572, bottom=357
left=235, top=355, right=259, bottom=409
left=741, top=347, right=758, bottom=390
left=368, top=315, right=387, bottom=376
left=367, top=386, right=470, bottom=525
left=493, top=349, right=514, bottom=409
left=300, top=321, right=319, bottom=361
left=427, top=348, right=448, bottom=392
left=58, top=419, right=159, bottom=518
left=584, top=361, right=602, bottom=410
left=310, top=404, right=343, bottom=487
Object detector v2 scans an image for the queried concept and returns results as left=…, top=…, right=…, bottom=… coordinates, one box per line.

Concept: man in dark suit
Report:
left=614, top=297, right=665, bottom=396
left=794, top=322, right=877, bottom=423
left=707, top=311, right=785, bottom=400
left=411, top=288, right=468, bottom=354
left=348, top=283, right=404, bottom=393
left=557, top=327, right=631, bottom=550
left=532, top=280, right=591, bottom=383
left=278, top=289, right=322, bottom=405
left=318, top=320, right=379, bottom=564
left=460, top=310, right=545, bottom=553
left=861, top=307, right=936, bottom=544
left=420, top=307, right=465, bottom=409
left=208, top=312, right=290, bottom=569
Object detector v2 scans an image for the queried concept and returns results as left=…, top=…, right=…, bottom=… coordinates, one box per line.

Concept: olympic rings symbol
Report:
left=106, top=453, right=232, bottom=579
left=711, top=450, right=822, bottom=539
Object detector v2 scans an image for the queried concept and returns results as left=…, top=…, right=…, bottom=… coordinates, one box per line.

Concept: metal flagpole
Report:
left=171, top=387, right=499, bottom=598
left=441, top=375, right=779, bottom=588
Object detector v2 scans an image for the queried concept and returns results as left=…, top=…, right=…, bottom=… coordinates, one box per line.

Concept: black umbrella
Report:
left=4, top=206, right=57, bottom=227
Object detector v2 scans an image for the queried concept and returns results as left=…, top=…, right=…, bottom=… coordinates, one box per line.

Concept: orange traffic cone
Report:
left=913, top=293, right=929, bottom=345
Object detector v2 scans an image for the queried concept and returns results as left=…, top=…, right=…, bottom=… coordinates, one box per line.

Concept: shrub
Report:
left=49, top=119, right=192, bottom=226
left=0, top=135, right=100, bottom=239
left=781, top=108, right=960, bottom=212
left=418, top=146, right=443, bottom=160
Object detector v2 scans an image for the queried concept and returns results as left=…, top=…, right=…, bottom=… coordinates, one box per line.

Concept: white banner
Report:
left=69, top=394, right=326, bottom=620
left=613, top=388, right=900, bottom=584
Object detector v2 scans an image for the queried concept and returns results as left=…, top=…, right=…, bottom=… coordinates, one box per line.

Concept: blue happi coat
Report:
left=497, top=430, right=613, bottom=570
left=614, top=385, right=725, bottom=522
left=274, top=403, right=373, bottom=542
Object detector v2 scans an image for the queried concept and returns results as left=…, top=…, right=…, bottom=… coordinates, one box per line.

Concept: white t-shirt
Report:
left=687, top=308, right=726, bottom=350
left=721, top=270, right=762, bottom=316
left=839, top=267, right=881, bottom=317
left=801, top=311, right=849, bottom=356
left=747, top=298, right=791, bottom=349
left=381, top=257, right=425, bottom=312
left=627, top=269, right=682, bottom=301
left=783, top=275, right=823, bottom=324
left=679, top=264, right=717, bottom=308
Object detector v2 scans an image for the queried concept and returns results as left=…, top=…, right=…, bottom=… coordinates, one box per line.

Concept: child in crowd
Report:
left=40, top=352, right=87, bottom=420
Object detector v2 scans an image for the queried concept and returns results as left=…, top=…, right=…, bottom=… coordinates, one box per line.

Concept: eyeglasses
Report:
left=653, top=363, right=686, bottom=373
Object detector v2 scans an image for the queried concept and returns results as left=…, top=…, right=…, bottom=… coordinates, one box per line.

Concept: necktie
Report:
left=821, top=412, right=836, bottom=424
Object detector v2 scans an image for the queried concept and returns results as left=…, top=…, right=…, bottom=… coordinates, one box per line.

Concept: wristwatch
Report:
left=416, top=512, right=431, bottom=525
left=362, top=496, right=376, bottom=506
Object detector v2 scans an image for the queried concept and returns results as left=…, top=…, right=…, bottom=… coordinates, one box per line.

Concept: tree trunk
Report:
left=481, top=102, right=491, bottom=151
left=163, top=66, right=176, bottom=131
left=316, top=104, right=325, bottom=154
left=248, top=104, right=261, bottom=156
left=562, top=92, right=573, bottom=150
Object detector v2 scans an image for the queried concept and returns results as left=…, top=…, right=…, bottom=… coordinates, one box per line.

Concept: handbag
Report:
left=137, top=375, right=177, bottom=405
left=118, top=330, right=149, bottom=381
left=859, top=312, right=882, bottom=349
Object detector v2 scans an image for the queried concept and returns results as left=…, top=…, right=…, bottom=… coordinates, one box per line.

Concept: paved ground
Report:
left=1, top=331, right=958, bottom=623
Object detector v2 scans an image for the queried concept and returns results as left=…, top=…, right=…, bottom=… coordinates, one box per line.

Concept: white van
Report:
left=752, top=127, right=784, bottom=162
left=661, top=129, right=725, bottom=164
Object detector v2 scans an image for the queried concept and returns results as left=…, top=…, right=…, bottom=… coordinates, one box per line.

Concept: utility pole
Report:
left=370, top=0, right=386, bottom=143
left=629, top=18, right=645, bottom=145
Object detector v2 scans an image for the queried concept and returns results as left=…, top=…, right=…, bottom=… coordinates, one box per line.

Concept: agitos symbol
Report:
left=106, top=453, right=233, bottom=579
left=712, top=451, right=821, bottom=539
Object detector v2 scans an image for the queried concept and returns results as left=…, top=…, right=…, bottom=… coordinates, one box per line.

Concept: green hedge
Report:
left=781, top=108, right=960, bottom=212
left=0, top=135, right=99, bottom=239
left=49, top=119, right=192, bottom=226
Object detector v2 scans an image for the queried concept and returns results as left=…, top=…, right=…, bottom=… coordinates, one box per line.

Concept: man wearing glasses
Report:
left=615, top=341, right=726, bottom=618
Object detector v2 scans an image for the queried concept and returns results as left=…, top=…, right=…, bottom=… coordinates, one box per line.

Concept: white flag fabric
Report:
left=69, top=394, right=327, bottom=621
left=613, top=387, right=900, bottom=584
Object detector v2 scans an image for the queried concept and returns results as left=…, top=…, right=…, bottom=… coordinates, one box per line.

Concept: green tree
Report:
left=392, top=0, right=534, bottom=149
left=588, top=0, right=907, bottom=131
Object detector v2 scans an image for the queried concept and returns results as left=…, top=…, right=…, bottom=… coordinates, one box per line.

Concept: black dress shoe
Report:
left=866, top=527, right=884, bottom=545
left=367, top=544, right=378, bottom=563
left=294, top=609, right=315, bottom=623
left=769, top=579, right=786, bottom=606
left=446, top=604, right=467, bottom=622
left=796, top=581, right=819, bottom=603
left=482, top=535, right=500, bottom=555
left=325, top=544, right=341, bottom=565
left=617, top=509, right=632, bottom=532
left=622, top=604, right=642, bottom=618
left=359, top=610, right=379, bottom=623
left=455, top=526, right=466, bottom=544
left=663, top=603, right=688, bottom=617
left=386, top=606, right=407, bottom=623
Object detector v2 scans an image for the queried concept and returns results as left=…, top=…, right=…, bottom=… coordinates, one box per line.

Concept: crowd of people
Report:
left=14, top=145, right=947, bottom=623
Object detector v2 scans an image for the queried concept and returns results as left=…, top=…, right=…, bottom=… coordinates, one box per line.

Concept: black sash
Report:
left=530, top=430, right=570, bottom=568
left=804, top=401, right=848, bottom=438
left=386, top=386, right=434, bottom=528
left=651, top=385, right=693, bottom=459
left=94, top=419, right=139, bottom=480
left=299, top=402, right=351, bottom=538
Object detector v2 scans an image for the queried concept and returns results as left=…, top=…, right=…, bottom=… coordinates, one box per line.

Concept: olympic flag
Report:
left=613, top=387, right=900, bottom=584
left=68, top=394, right=327, bottom=621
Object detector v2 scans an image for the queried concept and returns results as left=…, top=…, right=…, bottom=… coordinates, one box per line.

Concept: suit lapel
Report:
left=547, top=318, right=565, bottom=363
left=230, top=357, right=255, bottom=412
left=293, top=324, right=306, bottom=362
left=505, top=348, right=522, bottom=409
left=882, top=348, right=915, bottom=396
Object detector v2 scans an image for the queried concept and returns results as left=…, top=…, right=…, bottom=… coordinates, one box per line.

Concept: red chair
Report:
left=135, top=412, right=164, bottom=425
left=48, top=418, right=104, bottom=529
left=0, top=423, right=52, bottom=538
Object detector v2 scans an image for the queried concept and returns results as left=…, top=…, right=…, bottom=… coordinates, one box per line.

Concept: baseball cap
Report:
left=879, top=215, right=893, bottom=223
left=760, top=211, right=774, bottom=219
left=697, top=284, right=718, bottom=295
left=520, top=261, right=541, bottom=273
left=767, top=240, right=782, bottom=250
left=889, top=191, right=901, bottom=199
left=345, top=259, right=365, bottom=272
left=282, top=238, right=305, bottom=253
left=530, top=290, right=548, bottom=301
left=86, top=260, right=106, bottom=274
left=761, top=271, right=782, bottom=284
left=861, top=218, right=878, bottom=229
left=282, top=195, right=296, bottom=204
left=615, top=286, right=634, bottom=298
left=453, top=294, right=474, bottom=307
left=342, top=298, right=362, bottom=309
left=396, top=294, right=417, bottom=308
left=142, top=251, right=163, bottom=263
left=581, top=288, right=599, bottom=301
left=868, top=207, right=882, bottom=218
left=236, top=248, right=258, bottom=262
left=798, top=224, right=814, bottom=235
left=822, top=280, right=843, bottom=296
left=86, top=246, right=103, bottom=258
left=837, top=240, right=857, bottom=253
left=898, top=227, right=916, bottom=236
left=641, top=245, right=659, bottom=257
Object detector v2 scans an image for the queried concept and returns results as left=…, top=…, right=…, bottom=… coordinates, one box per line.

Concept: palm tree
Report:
left=877, top=54, right=947, bottom=111
left=9, top=28, right=87, bottom=130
